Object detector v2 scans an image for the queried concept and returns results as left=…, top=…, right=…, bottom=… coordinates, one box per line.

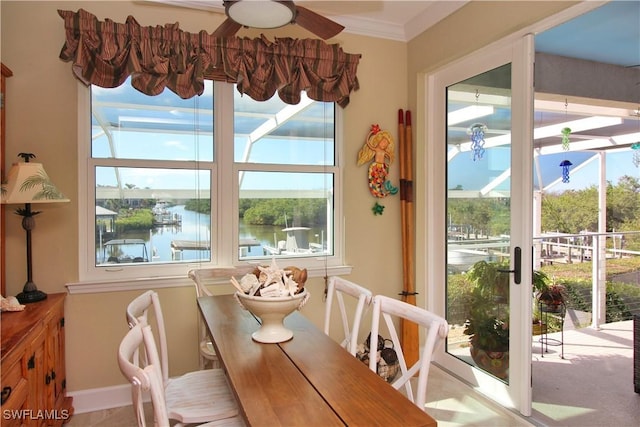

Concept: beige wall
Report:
left=1, top=1, right=408, bottom=392
left=1, top=0, right=574, bottom=398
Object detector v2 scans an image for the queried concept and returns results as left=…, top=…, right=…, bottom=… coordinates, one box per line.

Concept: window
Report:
left=79, top=79, right=342, bottom=282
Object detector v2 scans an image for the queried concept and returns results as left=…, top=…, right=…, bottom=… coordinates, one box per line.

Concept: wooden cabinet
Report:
left=1, top=293, right=73, bottom=426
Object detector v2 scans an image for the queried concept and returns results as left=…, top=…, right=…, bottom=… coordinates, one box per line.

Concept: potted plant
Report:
left=532, top=270, right=549, bottom=334
left=532, top=270, right=550, bottom=295
left=534, top=274, right=567, bottom=313
left=463, top=260, right=510, bottom=380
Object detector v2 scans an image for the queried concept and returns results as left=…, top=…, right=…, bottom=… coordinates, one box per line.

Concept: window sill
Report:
left=66, top=264, right=353, bottom=294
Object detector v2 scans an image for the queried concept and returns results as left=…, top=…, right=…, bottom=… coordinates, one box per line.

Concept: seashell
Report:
left=285, top=266, right=308, bottom=286
left=284, top=274, right=299, bottom=297
left=239, top=274, right=259, bottom=293
left=259, top=283, right=287, bottom=297
left=0, top=295, right=25, bottom=312
left=233, top=259, right=307, bottom=298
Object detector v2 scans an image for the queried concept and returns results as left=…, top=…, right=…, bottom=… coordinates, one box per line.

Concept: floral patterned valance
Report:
left=58, top=9, right=361, bottom=107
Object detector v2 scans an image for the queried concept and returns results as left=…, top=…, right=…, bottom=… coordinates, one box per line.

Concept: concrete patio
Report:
left=531, top=319, right=639, bottom=427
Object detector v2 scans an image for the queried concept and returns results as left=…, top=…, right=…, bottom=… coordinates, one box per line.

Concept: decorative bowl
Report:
left=235, top=289, right=309, bottom=343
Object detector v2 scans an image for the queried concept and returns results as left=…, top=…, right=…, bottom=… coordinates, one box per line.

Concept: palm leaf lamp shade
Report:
left=1, top=153, right=69, bottom=303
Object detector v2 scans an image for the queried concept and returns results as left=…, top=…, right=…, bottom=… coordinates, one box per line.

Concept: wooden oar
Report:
left=400, top=109, right=419, bottom=366
left=398, top=110, right=408, bottom=288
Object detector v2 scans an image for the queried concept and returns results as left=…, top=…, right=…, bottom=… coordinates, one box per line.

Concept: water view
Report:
left=96, top=205, right=327, bottom=265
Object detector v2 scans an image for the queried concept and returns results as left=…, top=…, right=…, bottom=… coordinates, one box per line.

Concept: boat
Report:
left=263, top=227, right=318, bottom=255
left=101, top=239, right=150, bottom=264
left=152, top=201, right=171, bottom=215
left=152, top=201, right=182, bottom=226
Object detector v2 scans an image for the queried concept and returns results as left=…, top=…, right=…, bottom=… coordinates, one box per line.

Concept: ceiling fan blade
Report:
left=213, top=17, right=243, bottom=37
left=294, top=6, right=344, bottom=40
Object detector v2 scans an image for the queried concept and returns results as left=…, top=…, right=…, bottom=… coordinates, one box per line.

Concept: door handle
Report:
left=497, top=246, right=521, bottom=284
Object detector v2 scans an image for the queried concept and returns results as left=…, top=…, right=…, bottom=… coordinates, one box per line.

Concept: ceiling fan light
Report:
left=226, top=1, right=296, bottom=29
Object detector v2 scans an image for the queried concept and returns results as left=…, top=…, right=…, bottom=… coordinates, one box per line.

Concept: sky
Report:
left=544, top=150, right=640, bottom=192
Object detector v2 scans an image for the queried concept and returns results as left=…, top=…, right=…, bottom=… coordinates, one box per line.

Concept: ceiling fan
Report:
left=212, top=0, right=344, bottom=40
left=144, top=0, right=344, bottom=39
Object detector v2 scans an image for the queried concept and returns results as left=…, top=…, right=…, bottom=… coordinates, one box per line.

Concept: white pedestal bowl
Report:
left=235, top=289, right=309, bottom=343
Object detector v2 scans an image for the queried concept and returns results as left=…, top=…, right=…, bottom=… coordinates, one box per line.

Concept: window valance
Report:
left=58, top=9, right=361, bottom=107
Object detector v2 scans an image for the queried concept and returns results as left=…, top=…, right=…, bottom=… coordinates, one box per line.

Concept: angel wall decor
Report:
left=357, top=124, right=398, bottom=199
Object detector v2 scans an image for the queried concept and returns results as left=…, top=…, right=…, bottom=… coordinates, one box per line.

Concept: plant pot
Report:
left=540, top=302, right=563, bottom=313
left=532, top=322, right=547, bottom=336
left=469, top=341, right=509, bottom=381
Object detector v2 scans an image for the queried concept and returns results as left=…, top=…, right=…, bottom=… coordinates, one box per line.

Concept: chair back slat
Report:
left=368, top=295, right=449, bottom=411
left=324, top=276, right=373, bottom=355
left=189, top=267, right=255, bottom=297
left=118, top=322, right=171, bottom=427
left=126, top=290, right=170, bottom=384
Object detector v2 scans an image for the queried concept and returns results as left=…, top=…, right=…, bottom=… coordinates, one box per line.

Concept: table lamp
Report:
left=1, top=153, right=69, bottom=303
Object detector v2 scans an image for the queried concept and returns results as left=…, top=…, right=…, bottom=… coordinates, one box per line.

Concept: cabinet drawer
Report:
left=1, top=382, right=28, bottom=427
left=1, top=348, right=27, bottom=408
left=1, top=348, right=29, bottom=427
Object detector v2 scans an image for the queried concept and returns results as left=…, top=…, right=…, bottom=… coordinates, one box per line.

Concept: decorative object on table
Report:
left=463, top=260, right=510, bottom=380
left=357, top=123, right=397, bottom=214
left=561, top=127, right=572, bottom=151
left=398, top=109, right=419, bottom=366
left=559, top=159, right=572, bottom=183
left=631, top=143, right=640, bottom=168
left=0, top=294, right=25, bottom=311
left=0, top=153, right=69, bottom=304
left=356, top=332, right=400, bottom=383
left=232, top=258, right=309, bottom=343
left=467, top=123, right=487, bottom=161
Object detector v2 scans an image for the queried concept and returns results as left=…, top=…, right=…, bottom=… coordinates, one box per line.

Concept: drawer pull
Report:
left=28, top=354, right=35, bottom=370
left=45, top=373, right=51, bottom=385
left=1, top=386, right=11, bottom=405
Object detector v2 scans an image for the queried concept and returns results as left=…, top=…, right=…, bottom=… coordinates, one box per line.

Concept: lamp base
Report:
left=16, top=288, right=48, bottom=304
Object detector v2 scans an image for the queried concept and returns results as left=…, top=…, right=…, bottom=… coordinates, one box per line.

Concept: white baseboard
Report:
left=67, top=384, right=137, bottom=414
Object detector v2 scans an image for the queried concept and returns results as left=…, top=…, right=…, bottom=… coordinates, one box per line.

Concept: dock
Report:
left=170, top=238, right=261, bottom=259
left=171, top=240, right=211, bottom=251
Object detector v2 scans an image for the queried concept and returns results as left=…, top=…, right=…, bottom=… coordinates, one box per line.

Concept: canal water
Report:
left=98, top=205, right=326, bottom=263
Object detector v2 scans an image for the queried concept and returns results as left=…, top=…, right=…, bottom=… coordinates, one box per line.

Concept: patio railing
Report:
left=534, top=230, right=640, bottom=329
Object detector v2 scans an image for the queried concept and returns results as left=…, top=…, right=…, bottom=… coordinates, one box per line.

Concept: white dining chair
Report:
left=126, top=290, right=240, bottom=425
left=118, top=322, right=244, bottom=427
left=188, top=266, right=256, bottom=369
left=367, top=294, right=449, bottom=411
left=323, top=276, right=373, bottom=355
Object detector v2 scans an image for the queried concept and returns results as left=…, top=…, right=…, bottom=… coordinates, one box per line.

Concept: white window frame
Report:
left=73, top=82, right=348, bottom=290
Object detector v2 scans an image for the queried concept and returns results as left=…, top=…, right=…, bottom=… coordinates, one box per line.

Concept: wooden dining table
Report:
left=197, top=294, right=437, bottom=427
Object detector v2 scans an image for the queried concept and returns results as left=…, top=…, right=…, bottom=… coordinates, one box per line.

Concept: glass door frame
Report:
left=418, top=35, right=534, bottom=415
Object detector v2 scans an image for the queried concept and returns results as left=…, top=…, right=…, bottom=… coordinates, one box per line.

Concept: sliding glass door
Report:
left=425, top=36, right=534, bottom=415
